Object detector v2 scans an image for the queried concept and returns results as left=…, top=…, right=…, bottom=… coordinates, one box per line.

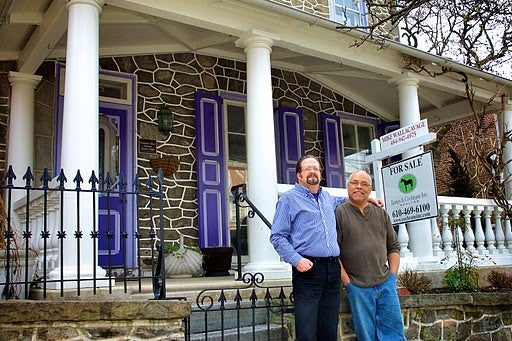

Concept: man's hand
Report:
left=369, top=197, right=384, bottom=207
left=296, top=258, right=313, bottom=272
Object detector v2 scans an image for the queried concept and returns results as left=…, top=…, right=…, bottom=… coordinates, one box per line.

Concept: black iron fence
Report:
left=185, top=272, right=294, bottom=341
left=1, top=166, right=167, bottom=300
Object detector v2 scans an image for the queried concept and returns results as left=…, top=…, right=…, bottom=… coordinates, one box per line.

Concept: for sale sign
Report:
left=381, top=151, right=438, bottom=224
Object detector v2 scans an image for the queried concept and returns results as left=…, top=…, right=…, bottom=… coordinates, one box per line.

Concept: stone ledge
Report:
left=0, top=300, right=191, bottom=323
left=400, top=292, right=512, bottom=308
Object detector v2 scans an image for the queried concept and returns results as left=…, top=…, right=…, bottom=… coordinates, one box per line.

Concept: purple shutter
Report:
left=322, top=113, right=344, bottom=188
left=277, top=107, right=304, bottom=184
left=195, top=92, right=228, bottom=248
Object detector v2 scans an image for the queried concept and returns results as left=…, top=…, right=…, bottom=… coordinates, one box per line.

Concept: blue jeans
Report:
left=292, top=258, right=341, bottom=341
left=345, top=273, right=406, bottom=341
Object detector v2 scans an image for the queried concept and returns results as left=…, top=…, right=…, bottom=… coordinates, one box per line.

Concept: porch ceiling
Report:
left=1, top=0, right=508, bottom=126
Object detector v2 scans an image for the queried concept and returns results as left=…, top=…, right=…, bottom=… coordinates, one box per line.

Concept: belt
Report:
left=301, top=255, right=339, bottom=263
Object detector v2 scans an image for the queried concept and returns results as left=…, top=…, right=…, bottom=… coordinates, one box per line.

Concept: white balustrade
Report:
left=11, top=188, right=512, bottom=276
left=13, top=189, right=62, bottom=279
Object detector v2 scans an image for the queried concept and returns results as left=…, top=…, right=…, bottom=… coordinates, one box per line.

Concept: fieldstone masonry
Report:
left=98, top=52, right=378, bottom=257
left=338, top=292, right=512, bottom=340
left=0, top=300, right=190, bottom=341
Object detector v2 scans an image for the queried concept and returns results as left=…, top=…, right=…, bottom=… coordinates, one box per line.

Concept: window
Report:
left=224, top=101, right=248, bottom=257
left=341, top=121, right=375, bottom=182
left=329, top=0, right=365, bottom=26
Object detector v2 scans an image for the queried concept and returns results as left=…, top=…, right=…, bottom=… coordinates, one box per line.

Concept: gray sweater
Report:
left=335, top=202, right=400, bottom=287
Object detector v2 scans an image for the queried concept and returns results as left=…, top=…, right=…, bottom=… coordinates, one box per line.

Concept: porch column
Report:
left=235, top=29, right=290, bottom=279
left=503, top=98, right=512, bottom=199
left=7, top=72, right=42, bottom=203
left=48, top=0, right=107, bottom=288
left=390, top=72, right=434, bottom=259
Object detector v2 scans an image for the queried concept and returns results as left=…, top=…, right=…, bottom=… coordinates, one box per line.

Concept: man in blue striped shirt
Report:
left=270, top=155, right=381, bottom=341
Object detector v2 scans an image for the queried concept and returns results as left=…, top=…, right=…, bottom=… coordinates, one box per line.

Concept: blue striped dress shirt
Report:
left=270, top=183, right=347, bottom=266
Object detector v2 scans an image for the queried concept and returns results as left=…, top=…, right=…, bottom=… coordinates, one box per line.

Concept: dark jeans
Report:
left=292, top=257, right=341, bottom=341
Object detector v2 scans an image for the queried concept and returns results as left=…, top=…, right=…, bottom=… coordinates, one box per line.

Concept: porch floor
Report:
left=29, top=274, right=293, bottom=302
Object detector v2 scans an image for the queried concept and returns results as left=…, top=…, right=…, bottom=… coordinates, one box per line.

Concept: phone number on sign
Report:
left=392, top=203, right=431, bottom=218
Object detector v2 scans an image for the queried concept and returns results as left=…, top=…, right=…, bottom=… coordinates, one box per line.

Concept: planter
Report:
left=150, top=156, right=180, bottom=177
left=165, top=249, right=202, bottom=278
left=200, top=247, right=234, bottom=277
left=164, top=236, right=202, bottom=278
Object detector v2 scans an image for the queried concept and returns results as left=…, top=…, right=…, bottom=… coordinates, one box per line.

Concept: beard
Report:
left=306, top=175, right=319, bottom=185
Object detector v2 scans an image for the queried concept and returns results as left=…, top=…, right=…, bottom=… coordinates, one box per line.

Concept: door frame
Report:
left=54, top=64, right=137, bottom=267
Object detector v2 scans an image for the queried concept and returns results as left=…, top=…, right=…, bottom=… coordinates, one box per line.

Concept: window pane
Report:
left=357, top=126, right=372, bottom=150
left=228, top=134, right=246, bottom=163
left=342, top=124, right=356, bottom=148
left=339, top=0, right=358, bottom=11
left=227, top=105, right=245, bottom=133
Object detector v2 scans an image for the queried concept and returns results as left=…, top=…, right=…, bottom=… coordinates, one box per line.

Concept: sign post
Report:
left=366, top=119, right=438, bottom=224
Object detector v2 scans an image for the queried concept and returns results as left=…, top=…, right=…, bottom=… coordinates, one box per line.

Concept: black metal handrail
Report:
left=230, top=184, right=272, bottom=280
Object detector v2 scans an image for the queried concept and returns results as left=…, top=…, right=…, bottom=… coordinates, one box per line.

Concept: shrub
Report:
left=442, top=263, right=479, bottom=292
left=487, top=270, right=512, bottom=290
left=397, top=268, right=432, bottom=294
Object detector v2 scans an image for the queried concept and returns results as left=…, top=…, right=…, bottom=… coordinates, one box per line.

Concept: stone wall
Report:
left=273, top=0, right=330, bottom=18
left=98, top=53, right=377, bottom=254
left=0, top=292, right=510, bottom=340
left=339, top=292, right=512, bottom=340
left=0, top=300, right=190, bottom=341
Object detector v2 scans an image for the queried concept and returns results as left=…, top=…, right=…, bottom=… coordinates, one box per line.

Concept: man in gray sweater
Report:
left=335, top=170, right=406, bottom=341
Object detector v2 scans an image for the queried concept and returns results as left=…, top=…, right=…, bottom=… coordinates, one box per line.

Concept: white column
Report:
left=235, top=29, right=290, bottom=279
left=48, top=0, right=107, bottom=288
left=503, top=99, right=512, bottom=198
left=390, top=72, right=433, bottom=258
left=7, top=72, right=42, bottom=202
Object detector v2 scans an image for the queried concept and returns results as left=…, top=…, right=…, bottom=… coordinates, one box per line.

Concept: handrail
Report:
left=231, top=184, right=272, bottom=228
left=230, top=184, right=272, bottom=280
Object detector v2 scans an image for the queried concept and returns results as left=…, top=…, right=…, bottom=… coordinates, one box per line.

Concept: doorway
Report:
left=55, top=65, right=137, bottom=268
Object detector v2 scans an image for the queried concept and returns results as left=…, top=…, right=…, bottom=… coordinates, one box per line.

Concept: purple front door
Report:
left=98, top=107, right=128, bottom=266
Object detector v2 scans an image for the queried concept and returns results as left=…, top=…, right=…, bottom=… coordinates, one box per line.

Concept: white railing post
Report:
left=483, top=206, right=496, bottom=254
left=462, top=205, right=476, bottom=253
left=440, top=204, right=453, bottom=254
left=451, top=205, right=464, bottom=253
left=494, top=207, right=506, bottom=254
left=473, top=205, right=486, bottom=254
left=430, top=217, right=442, bottom=256
left=505, top=214, right=512, bottom=254
left=398, top=223, right=412, bottom=257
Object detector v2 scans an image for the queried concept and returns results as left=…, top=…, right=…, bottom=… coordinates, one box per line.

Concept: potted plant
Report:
left=164, top=235, right=202, bottom=278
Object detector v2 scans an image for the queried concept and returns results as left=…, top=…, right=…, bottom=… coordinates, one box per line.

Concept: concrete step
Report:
left=189, top=324, right=290, bottom=341
left=188, top=301, right=271, bottom=333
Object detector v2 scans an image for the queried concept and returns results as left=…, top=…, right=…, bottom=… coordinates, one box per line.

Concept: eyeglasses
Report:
left=301, top=167, right=321, bottom=173
left=348, top=180, right=371, bottom=188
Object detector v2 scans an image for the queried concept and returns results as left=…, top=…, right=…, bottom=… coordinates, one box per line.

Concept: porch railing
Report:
left=3, top=174, right=512, bottom=301
left=1, top=166, right=167, bottom=300
left=275, top=184, right=512, bottom=270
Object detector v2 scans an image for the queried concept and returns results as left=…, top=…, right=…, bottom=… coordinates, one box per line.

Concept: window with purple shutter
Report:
left=195, top=92, right=229, bottom=248
left=322, top=113, right=345, bottom=188
left=276, top=107, right=304, bottom=184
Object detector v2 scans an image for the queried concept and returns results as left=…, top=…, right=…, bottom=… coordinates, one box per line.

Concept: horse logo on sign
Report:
left=399, top=175, right=416, bottom=193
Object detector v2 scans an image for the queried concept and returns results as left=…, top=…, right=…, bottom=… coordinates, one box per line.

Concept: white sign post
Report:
left=366, top=119, right=438, bottom=224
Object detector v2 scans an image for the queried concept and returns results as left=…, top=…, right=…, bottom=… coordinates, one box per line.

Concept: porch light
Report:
left=157, top=106, right=174, bottom=133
